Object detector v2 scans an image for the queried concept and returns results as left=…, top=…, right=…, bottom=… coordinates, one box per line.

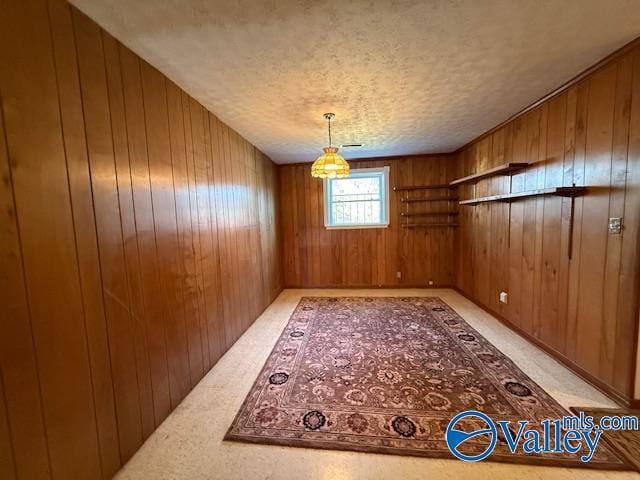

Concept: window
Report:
left=324, top=166, right=390, bottom=229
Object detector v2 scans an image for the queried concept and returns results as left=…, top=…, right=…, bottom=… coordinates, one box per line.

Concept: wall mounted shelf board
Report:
left=393, top=184, right=454, bottom=191
left=459, top=186, right=586, bottom=205
left=400, top=211, right=459, bottom=217
left=402, top=196, right=458, bottom=203
left=450, top=162, right=530, bottom=186
left=401, top=223, right=459, bottom=228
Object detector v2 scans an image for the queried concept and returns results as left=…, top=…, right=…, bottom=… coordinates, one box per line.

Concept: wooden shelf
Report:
left=401, top=211, right=459, bottom=217
left=459, top=186, right=587, bottom=205
left=393, top=184, right=454, bottom=191
left=450, top=162, right=530, bottom=186
left=401, top=196, right=458, bottom=203
left=402, top=223, right=458, bottom=228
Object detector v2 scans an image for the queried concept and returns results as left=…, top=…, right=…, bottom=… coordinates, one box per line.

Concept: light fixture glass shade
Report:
left=311, top=147, right=350, bottom=178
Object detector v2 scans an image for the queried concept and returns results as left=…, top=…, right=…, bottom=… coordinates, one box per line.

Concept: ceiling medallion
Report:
left=311, top=113, right=350, bottom=178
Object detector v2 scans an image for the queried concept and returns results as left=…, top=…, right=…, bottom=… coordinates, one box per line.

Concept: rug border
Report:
left=223, top=430, right=630, bottom=471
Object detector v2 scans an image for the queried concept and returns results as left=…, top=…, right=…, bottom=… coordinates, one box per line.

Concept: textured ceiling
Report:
left=69, top=0, right=640, bottom=164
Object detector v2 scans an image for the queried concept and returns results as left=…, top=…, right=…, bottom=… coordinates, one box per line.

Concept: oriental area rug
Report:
left=225, top=297, right=628, bottom=470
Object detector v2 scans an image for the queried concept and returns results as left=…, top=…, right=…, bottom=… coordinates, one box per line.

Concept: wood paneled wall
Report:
left=455, top=42, right=640, bottom=402
left=279, top=156, right=457, bottom=287
left=0, top=1, right=281, bottom=479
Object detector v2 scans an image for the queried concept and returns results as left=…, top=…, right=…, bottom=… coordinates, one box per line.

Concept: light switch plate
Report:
left=608, top=217, right=622, bottom=235
left=499, top=292, right=508, bottom=304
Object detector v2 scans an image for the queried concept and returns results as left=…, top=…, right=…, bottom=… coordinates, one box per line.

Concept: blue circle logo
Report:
left=446, top=410, right=497, bottom=462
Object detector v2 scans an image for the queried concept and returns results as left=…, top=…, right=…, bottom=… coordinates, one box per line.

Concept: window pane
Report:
left=327, top=170, right=387, bottom=227
left=331, top=177, right=380, bottom=200
left=331, top=199, right=381, bottom=225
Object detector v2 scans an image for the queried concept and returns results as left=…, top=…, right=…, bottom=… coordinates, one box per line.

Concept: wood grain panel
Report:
left=203, top=113, right=226, bottom=360
left=188, top=100, right=218, bottom=364
left=102, top=30, right=149, bottom=462
left=50, top=3, right=121, bottom=475
left=140, top=62, right=191, bottom=409
left=0, top=1, right=282, bottom=477
left=0, top=66, right=51, bottom=480
left=605, top=54, right=633, bottom=387
left=627, top=49, right=640, bottom=399
left=181, top=92, right=210, bottom=374
left=73, top=10, right=144, bottom=465
left=279, top=155, right=457, bottom=288
left=456, top=46, right=640, bottom=402
left=166, top=81, right=204, bottom=387
left=0, top=0, right=102, bottom=477
left=0, top=374, right=15, bottom=479
left=117, top=44, right=157, bottom=442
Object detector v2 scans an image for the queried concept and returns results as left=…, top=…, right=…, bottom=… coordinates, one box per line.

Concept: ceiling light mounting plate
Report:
left=323, top=112, right=335, bottom=121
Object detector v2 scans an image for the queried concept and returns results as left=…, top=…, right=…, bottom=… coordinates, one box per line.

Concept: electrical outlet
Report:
left=428, top=280, right=434, bottom=286
left=396, top=271, right=402, bottom=279
left=608, top=217, right=622, bottom=235
left=499, top=292, right=508, bottom=304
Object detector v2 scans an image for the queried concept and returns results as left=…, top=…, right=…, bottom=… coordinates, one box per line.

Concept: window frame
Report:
left=323, top=166, right=390, bottom=230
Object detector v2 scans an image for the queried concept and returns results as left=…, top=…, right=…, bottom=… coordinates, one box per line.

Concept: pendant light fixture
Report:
left=311, top=113, right=350, bottom=178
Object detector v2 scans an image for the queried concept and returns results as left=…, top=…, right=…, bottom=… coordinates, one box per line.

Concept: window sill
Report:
left=324, top=224, right=389, bottom=230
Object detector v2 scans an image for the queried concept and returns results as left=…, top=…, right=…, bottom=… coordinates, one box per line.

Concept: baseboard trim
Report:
left=452, top=287, right=633, bottom=408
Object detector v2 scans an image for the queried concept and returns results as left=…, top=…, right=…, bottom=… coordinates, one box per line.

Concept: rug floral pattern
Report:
left=225, top=297, right=627, bottom=469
